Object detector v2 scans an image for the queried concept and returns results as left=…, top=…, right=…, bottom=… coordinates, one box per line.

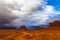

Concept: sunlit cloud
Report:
left=0, top=0, right=60, bottom=28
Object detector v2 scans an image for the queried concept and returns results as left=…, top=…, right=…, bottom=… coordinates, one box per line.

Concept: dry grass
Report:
left=0, top=27, right=60, bottom=40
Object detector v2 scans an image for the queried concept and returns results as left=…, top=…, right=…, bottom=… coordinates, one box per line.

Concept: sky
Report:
left=47, top=0, right=60, bottom=11
left=0, top=0, right=60, bottom=29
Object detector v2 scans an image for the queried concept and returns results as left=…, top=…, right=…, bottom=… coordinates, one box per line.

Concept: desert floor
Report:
left=0, top=28, right=60, bottom=40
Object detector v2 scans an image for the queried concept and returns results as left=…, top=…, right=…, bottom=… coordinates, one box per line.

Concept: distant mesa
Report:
left=0, top=20, right=60, bottom=30
left=48, top=20, right=60, bottom=27
left=0, top=26, right=16, bottom=30
left=20, top=25, right=27, bottom=30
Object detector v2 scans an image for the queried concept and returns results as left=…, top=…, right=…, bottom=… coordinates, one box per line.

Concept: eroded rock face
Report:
left=48, top=20, right=60, bottom=27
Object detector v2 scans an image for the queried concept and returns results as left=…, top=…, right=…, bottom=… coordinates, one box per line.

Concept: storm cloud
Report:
left=0, top=0, right=60, bottom=29
left=0, top=6, right=17, bottom=27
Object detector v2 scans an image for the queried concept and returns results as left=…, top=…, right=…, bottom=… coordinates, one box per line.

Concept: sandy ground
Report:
left=0, top=28, right=60, bottom=40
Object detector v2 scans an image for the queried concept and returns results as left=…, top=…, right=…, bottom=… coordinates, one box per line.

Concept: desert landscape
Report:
left=0, top=0, right=60, bottom=40
left=0, top=20, right=60, bottom=40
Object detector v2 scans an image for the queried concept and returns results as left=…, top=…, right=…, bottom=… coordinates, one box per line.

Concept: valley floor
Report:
left=0, top=28, right=60, bottom=40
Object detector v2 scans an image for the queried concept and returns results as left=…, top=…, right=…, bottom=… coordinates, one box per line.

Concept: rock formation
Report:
left=48, top=20, right=60, bottom=28
left=20, top=25, right=28, bottom=30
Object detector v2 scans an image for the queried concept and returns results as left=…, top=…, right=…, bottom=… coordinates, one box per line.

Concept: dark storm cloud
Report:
left=0, top=6, right=17, bottom=27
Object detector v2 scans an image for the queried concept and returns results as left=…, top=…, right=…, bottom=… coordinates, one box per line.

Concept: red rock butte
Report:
left=49, top=20, right=60, bottom=27
left=20, top=25, right=28, bottom=30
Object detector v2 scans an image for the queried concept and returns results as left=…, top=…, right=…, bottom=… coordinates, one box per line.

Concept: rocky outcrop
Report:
left=48, top=20, right=60, bottom=27
left=20, top=25, right=28, bottom=30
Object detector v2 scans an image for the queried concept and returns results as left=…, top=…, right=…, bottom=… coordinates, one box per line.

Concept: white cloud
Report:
left=21, top=5, right=56, bottom=25
left=0, top=0, right=60, bottom=28
left=0, top=0, right=45, bottom=17
left=12, top=5, right=60, bottom=27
